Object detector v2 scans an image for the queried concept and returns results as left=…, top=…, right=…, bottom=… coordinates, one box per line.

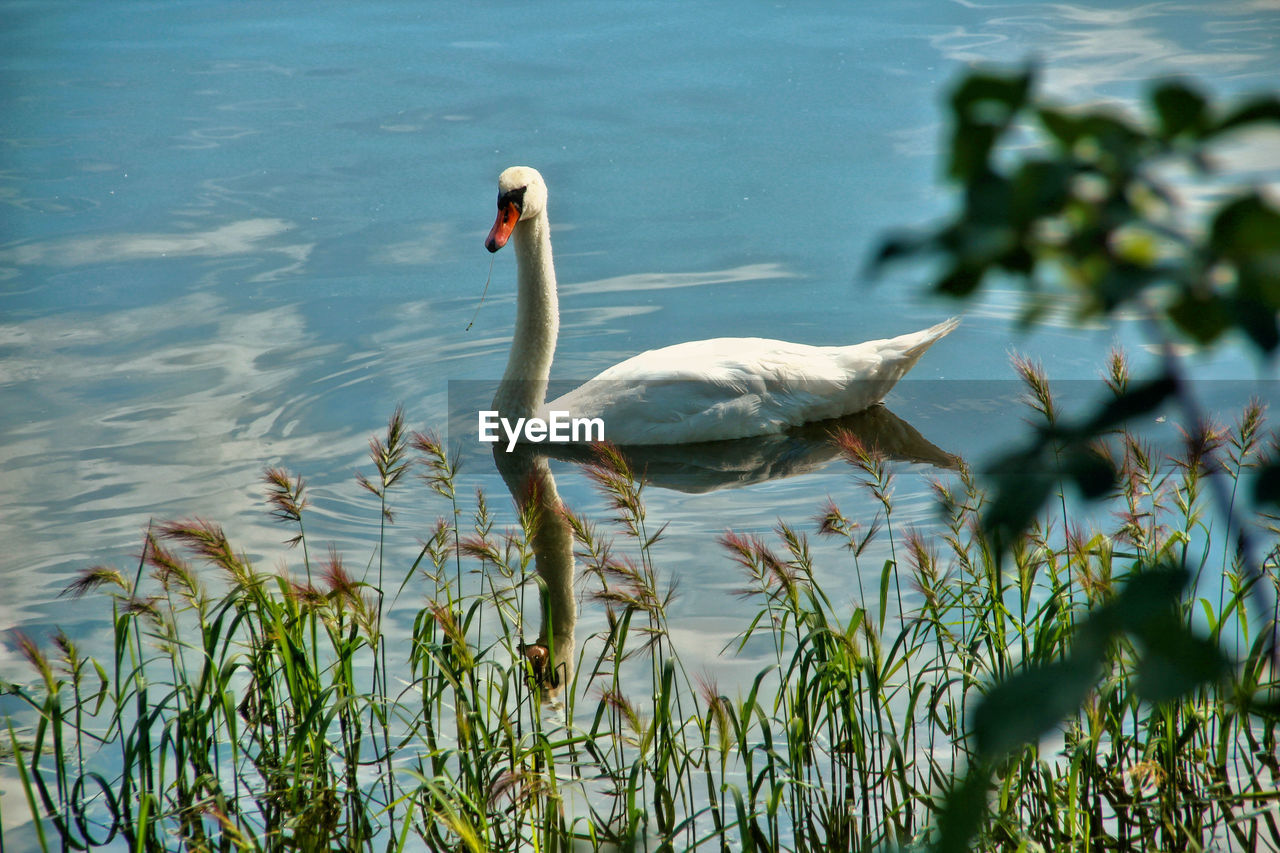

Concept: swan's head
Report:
left=486, top=166, right=548, bottom=253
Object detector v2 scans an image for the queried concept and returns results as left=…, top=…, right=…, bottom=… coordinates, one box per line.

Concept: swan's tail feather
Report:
left=900, top=316, right=961, bottom=359
left=829, top=316, right=961, bottom=414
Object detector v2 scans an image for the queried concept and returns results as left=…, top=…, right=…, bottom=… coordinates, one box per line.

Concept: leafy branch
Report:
left=873, top=67, right=1280, bottom=851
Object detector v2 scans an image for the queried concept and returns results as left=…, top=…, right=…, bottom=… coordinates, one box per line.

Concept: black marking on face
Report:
left=497, top=186, right=527, bottom=212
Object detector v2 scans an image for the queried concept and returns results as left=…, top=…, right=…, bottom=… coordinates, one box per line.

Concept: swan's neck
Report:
left=495, top=211, right=557, bottom=419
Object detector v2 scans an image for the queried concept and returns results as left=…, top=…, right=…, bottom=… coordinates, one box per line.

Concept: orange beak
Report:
left=486, top=201, right=520, bottom=252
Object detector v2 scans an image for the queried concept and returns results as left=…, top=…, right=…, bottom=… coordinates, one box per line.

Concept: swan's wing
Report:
left=546, top=338, right=848, bottom=444
left=544, top=321, right=958, bottom=446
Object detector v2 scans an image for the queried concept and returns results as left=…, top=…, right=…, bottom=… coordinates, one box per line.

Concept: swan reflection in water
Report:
left=488, top=402, right=958, bottom=701
left=492, top=445, right=577, bottom=698
left=535, top=402, right=958, bottom=494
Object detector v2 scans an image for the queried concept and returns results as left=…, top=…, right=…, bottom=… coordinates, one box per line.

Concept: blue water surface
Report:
left=2, top=5, right=1279, bottom=834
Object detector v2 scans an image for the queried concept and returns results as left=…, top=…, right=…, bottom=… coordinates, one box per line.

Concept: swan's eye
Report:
left=497, top=186, right=526, bottom=213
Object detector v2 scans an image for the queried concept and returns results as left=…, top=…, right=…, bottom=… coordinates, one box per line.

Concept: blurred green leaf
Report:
left=933, top=768, right=993, bottom=853
left=949, top=123, right=1000, bottom=184
left=999, top=244, right=1036, bottom=277
left=1133, top=620, right=1229, bottom=703
left=935, top=261, right=986, bottom=297
left=1097, top=262, right=1161, bottom=312
left=1107, top=566, right=1229, bottom=703
left=964, top=171, right=1015, bottom=227
left=1253, top=460, right=1280, bottom=507
left=1011, top=158, right=1073, bottom=223
left=971, top=566, right=1220, bottom=762
left=972, top=656, right=1101, bottom=758
left=1065, top=445, right=1114, bottom=499
left=1212, top=194, right=1280, bottom=352
left=1082, top=375, right=1176, bottom=432
left=1109, top=564, right=1189, bottom=620
left=982, top=453, right=1056, bottom=546
left=1168, top=291, right=1231, bottom=344
left=983, top=439, right=1115, bottom=546
left=871, top=230, right=935, bottom=269
left=947, top=69, right=1034, bottom=181
left=1211, top=194, right=1280, bottom=264
left=1213, top=94, right=1280, bottom=134
left=1070, top=111, right=1149, bottom=174
left=982, top=377, right=1174, bottom=546
left=1240, top=689, right=1280, bottom=719
left=1152, top=81, right=1208, bottom=140
left=1078, top=110, right=1146, bottom=148
left=1233, top=297, right=1280, bottom=353
left=1037, top=106, right=1086, bottom=149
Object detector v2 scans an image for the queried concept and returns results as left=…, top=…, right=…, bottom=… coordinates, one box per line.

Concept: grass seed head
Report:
left=413, top=428, right=461, bottom=500
left=263, top=466, right=307, bottom=527
left=1011, top=350, right=1057, bottom=426
left=63, top=565, right=131, bottom=598
left=1104, top=346, right=1131, bottom=396
left=159, top=519, right=254, bottom=587
left=13, top=631, right=54, bottom=688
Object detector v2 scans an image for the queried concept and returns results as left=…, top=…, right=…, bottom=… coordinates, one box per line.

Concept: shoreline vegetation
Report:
left=4, top=373, right=1280, bottom=850
left=5, top=68, right=1280, bottom=850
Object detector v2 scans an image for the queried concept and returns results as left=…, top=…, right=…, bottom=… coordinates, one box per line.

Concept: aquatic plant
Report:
left=3, top=364, right=1278, bottom=850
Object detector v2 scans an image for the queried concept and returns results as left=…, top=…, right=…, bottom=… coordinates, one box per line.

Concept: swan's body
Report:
left=485, top=166, right=957, bottom=446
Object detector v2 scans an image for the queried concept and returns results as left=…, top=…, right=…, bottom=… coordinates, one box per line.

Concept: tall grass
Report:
left=3, top=358, right=1279, bottom=851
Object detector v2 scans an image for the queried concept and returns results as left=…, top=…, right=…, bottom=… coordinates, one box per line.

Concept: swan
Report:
left=484, top=165, right=958, bottom=445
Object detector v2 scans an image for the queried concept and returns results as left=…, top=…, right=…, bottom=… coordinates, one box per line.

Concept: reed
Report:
left=3, top=355, right=1278, bottom=851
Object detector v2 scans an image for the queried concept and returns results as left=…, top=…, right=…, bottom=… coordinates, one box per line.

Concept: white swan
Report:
left=485, top=166, right=958, bottom=445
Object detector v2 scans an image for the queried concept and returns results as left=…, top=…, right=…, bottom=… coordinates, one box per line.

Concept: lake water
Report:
left=2, top=0, right=1279, bottom=838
